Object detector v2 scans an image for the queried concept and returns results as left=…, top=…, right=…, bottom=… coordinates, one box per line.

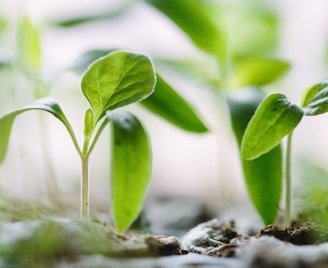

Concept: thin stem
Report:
left=87, top=117, right=109, bottom=157
left=284, top=132, right=293, bottom=227
left=80, top=116, right=109, bottom=220
left=79, top=117, right=109, bottom=219
left=65, top=123, right=83, bottom=158
left=81, top=155, right=90, bottom=219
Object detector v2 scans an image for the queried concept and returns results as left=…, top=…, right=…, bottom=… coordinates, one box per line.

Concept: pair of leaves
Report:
left=227, top=88, right=282, bottom=225
left=81, top=51, right=156, bottom=124
left=81, top=51, right=155, bottom=233
left=0, top=51, right=155, bottom=233
left=243, top=82, right=328, bottom=161
left=239, top=82, right=328, bottom=224
left=240, top=93, right=303, bottom=224
left=73, top=49, right=208, bottom=133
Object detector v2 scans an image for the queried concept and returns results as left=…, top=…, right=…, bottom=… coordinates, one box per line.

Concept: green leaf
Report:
left=227, top=87, right=282, bottom=225
left=81, top=51, right=156, bottom=123
left=141, top=75, right=208, bottom=133
left=71, top=49, right=116, bottom=74
left=146, top=0, right=225, bottom=59
left=53, top=1, right=133, bottom=27
left=243, top=146, right=282, bottom=225
left=301, top=82, right=328, bottom=115
left=241, top=93, right=303, bottom=160
left=0, top=98, right=76, bottom=163
left=227, top=87, right=265, bottom=146
left=17, top=16, right=41, bottom=71
left=83, top=108, right=94, bottom=136
left=232, top=58, right=290, bottom=87
left=108, top=111, right=151, bottom=233
left=224, top=6, right=279, bottom=57
left=0, top=17, right=6, bottom=31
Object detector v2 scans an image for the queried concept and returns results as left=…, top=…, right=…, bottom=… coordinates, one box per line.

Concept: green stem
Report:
left=81, top=155, right=90, bottom=219
left=79, top=118, right=109, bottom=219
left=284, top=132, right=293, bottom=227
left=88, top=118, right=109, bottom=157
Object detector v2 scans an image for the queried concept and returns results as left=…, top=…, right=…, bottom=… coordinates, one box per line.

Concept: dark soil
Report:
left=1, top=198, right=328, bottom=267
left=258, top=221, right=327, bottom=245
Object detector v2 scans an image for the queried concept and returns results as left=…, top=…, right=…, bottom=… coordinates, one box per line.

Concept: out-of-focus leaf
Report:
left=241, top=93, right=303, bottom=160
left=141, top=75, right=208, bottom=132
left=227, top=87, right=282, bottom=225
left=301, top=82, right=328, bottom=115
left=71, top=49, right=115, bottom=73
left=0, top=98, right=75, bottom=163
left=146, top=0, right=226, bottom=59
left=54, top=1, right=133, bottom=27
left=227, top=87, right=264, bottom=145
left=232, top=58, right=290, bottom=87
left=230, top=9, right=279, bottom=57
left=205, top=1, right=279, bottom=57
left=0, top=17, right=6, bottom=31
left=155, top=58, right=221, bottom=89
left=17, top=16, right=41, bottom=71
left=0, top=59, right=12, bottom=69
left=108, top=111, right=151, bottom=233
left=81, top=51, right=156, bottom=123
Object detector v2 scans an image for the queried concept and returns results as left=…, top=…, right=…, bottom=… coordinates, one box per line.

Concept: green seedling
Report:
left=71, top=49, right=209, bottom=133
left=144, top=0, right=291, bottom=225
left=241, top=81, right=328, bottom=227
left=0, top=50, right=156, bottom=233
left=227, top=88, right=284, bottom=225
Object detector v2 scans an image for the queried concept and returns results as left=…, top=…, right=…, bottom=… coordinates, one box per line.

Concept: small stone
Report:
left=145, top=235, right=183, bottom=256
left=182, top=218, right=239, bottom=256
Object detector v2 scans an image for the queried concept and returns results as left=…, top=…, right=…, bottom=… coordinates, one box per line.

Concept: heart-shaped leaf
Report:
left=241, top=93, right=303, bottom=160
left=0, top=98, right=76, bottom=163
left=81, top=51, right=156, bottom=123
left=301, top=82, right=328, bottom=115
left=108, top=111, right=151, bottom=233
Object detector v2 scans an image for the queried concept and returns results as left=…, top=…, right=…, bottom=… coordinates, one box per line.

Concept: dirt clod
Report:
left=258, top=222, right=322, bottom=245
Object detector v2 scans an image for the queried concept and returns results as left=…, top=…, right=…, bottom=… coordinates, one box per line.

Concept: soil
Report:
left=1, top=197, right=328, bottom=268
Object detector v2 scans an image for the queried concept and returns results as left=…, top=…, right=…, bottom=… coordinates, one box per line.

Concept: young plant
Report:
left=0, top=50, right=156, bottom=233
left=241, top=81, right=328, bottom=227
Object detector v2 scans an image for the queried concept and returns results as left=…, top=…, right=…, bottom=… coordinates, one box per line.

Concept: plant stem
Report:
left=81, top=155, right=90, bottom=219
left=79, top=117, right=109, bottom=220
left=284, top=132, right=293, bottom=227
left=88, top=118, right=109, bottom=156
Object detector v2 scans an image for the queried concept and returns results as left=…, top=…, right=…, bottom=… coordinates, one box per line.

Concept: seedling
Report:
left=241, top=81, right=328, bottom=227
left=0, top=50, right=156, bottom=233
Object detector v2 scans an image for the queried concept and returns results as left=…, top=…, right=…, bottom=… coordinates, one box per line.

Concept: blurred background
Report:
left=0, top=0, right=328, bottom=220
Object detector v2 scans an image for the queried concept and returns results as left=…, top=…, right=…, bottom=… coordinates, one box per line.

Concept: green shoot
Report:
left=0, top=51, right=156, bottom=233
